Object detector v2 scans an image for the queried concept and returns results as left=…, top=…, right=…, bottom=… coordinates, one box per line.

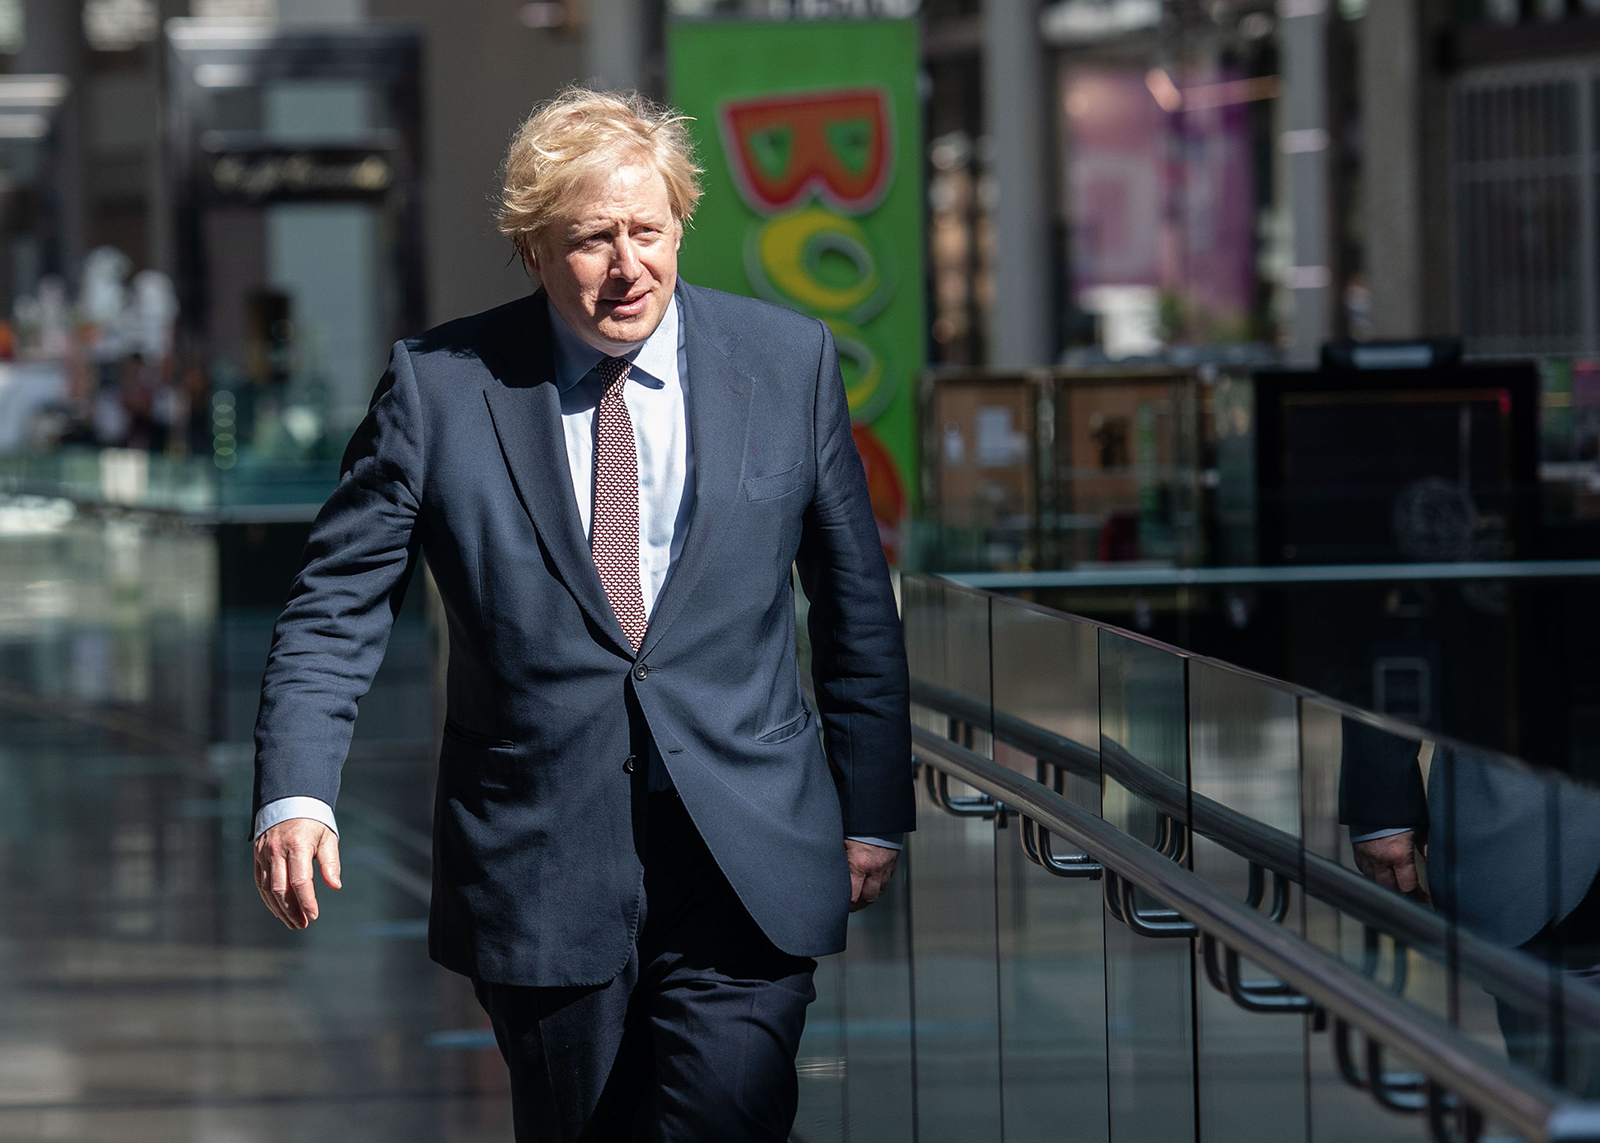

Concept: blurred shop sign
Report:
left=1066, top=67, right=1260, bottom=358
left=1041, top=0, right=1159, bottom=44
left=200, top=143, right=395, bottom=204
left=668, top=0, right=918, bottom=18
left=669, top=20, right=924, bottom=561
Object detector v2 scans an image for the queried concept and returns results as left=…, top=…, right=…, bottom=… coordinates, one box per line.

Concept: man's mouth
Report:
left=601, top=290, right=651, bottom=318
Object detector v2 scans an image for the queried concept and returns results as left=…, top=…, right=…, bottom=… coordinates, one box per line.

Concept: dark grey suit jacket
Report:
left=252, top=281, right=914, bottom=987
left=1340, top=719, right=1600, bottom=948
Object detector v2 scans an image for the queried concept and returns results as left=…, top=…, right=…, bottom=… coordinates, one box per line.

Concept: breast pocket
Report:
left=744, top=461, right=804, bottom=503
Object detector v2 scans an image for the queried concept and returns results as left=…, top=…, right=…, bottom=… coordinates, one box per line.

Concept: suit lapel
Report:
left=479, top=293, right=633, bottom=657
left=639, top=282, right=754, bottom=659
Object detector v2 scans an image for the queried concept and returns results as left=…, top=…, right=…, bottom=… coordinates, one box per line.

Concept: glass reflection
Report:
left=991, top=598, right=1108, bottom=1143
left=0, top=508, right=494, bottom=1140
left=1187, top=659, right=1305, bottom=1143
left=1301, top=702, right=1452, bottom=1142
left=1302, top=698, right=1600, bottom=1129
left=793, top=954, right=845, bottom=1142
left=1427, top=743, right=1600, bottom=1098
left=901, top=574, right=1002, bottom=1143
left=1098, top=628, right=1193, bottom=1143
left=841, top=870, right=916, bottom=1143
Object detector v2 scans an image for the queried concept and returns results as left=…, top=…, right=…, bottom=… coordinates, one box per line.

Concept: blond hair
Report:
left=498, top=87, right=703, bottom=260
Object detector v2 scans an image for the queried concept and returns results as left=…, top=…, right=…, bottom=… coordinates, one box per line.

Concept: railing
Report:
left=0, top=446, right=336, bottom=519
left=910, top=722, right=1600, bottom=1143
left=791, top=570, right=1600, bottom=1143
left=913, top=676, right=1600, bottom=1038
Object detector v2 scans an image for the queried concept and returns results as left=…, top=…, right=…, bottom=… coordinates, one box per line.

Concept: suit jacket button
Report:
left=633, top=664, right=649, bottom=681
left=623, top=755, right=637, bottom=774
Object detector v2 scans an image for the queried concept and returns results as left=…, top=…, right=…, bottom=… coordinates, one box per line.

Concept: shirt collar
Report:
left=546, top=292, right=680, bottom=393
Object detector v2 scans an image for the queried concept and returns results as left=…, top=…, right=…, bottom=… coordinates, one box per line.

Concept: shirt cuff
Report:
left=253, top=796, right=340, bottom=841
left=847, top=835, right=903, bottom=850
left=1349, top=826, right=1413, bottom=844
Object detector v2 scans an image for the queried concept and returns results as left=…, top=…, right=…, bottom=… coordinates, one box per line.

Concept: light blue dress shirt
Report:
left=253, top=295, right=898, bottom=851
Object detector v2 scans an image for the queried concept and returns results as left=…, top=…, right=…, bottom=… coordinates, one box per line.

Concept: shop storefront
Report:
left=166, top=19, right=424, bottom=479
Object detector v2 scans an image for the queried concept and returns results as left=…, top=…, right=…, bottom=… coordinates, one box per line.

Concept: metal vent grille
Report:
left=1453, top=71, right=1591, bottom=354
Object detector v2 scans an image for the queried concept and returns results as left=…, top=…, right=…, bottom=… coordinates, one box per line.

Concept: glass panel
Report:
left=1187, top=659, right=1305, bottom=1143
left=793, top=952, right=845, bottom=1143
left=1430, top=746, right=1600, bottom=1101
left=901, top=575, right=1001, bottom=1143
left=266, top=202, right=386, bottom=436
left=841, top=870, right=916, bottom=1142
left=1300, top=699, right=1447, bottom=1142
left=1097, top=628, right=1194, bottom=1143
left=991, top=598, right=1108, bottom=1143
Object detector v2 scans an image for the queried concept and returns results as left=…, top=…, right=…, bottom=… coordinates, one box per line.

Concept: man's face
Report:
left=531, top=160, right=681, bottom=354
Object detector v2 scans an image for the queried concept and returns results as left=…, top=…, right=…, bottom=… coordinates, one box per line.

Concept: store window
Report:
left=0, top=0, right=21, bottom=55
left=1451, top=67, right=1588, bottom=356
left=924, top=55, right=989, bottom=367
left=1049, top=2, right=1280, bottom=362
left=82, top=0, right=159, bottom=54
left=167, top=22, right=426, bottom=468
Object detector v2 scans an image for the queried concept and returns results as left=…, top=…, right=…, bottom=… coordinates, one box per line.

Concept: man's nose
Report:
left=611, top=237, right=643, bottom=279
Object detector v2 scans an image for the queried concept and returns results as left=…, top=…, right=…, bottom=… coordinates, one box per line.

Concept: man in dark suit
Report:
left=1341, top=717, right=1600, bottom=1092
left=249, top=88, right=913, bottom=1141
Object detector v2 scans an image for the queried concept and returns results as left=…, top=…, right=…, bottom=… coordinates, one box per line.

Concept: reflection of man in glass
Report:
left=1341, top=719, right=1600, bottom=1090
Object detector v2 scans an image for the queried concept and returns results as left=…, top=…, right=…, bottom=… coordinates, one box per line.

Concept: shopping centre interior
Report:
left=2, top=0, right=1600, bottom=1140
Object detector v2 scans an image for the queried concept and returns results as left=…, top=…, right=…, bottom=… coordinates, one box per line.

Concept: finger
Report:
left=267, top=847, right=303, bottom=927
left=255, top=860, right=293, bottom=928
left=262, top=884, right=292, bottom=928
left=1393, top=855, right=1419, bottom=895
left=270, top=846, right=308, bottom=929
left=286, top=845, right=319, bottom=924
left=317, top=833, right=342, bottom=891
left=850, top=867, right=887, bottom=913
left=1370, top=862, right=1398, bottom=891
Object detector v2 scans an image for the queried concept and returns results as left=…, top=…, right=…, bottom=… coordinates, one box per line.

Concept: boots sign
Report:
left=670, top=19, right=924, bottom=562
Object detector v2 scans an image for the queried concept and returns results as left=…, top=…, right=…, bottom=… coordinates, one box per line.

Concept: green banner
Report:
left=668, top=19, right=924, bottom=561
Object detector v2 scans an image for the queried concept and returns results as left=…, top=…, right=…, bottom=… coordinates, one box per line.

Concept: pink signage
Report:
left=1065, top=67, right=1258, bottom=337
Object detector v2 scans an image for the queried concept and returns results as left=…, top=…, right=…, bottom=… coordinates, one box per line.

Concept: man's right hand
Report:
left=254, top=818, right=342, bottom=929
left=1352, top=830, right=1426, bottom=900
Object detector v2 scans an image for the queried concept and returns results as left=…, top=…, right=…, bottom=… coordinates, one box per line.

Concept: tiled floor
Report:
left=0, top=503, right=508, bottom=1142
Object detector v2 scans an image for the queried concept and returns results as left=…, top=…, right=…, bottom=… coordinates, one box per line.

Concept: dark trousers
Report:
left=473, top=792, right=818, bottom=1142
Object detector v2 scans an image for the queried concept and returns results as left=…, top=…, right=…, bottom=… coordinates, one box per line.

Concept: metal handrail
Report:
left=909, top=723, right=1600, bottom=1143
left=909, top=677, right=1600, bottom=1034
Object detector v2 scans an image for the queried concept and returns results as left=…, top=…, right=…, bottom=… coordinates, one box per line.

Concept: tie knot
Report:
left=597, top=356, right=631, bottom=389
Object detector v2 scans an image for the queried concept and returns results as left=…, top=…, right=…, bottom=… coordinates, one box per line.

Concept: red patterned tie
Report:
left=591, top=356, right=647, bottom=652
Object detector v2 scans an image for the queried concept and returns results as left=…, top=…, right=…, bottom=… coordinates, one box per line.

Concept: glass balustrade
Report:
left=793, top=570, right=1600, bottom=1143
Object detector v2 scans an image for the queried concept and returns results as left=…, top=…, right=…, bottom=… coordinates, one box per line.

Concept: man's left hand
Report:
left=1352, top=830, right=1428, bottom=901
left=846, top=840, right=899, bottom=912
